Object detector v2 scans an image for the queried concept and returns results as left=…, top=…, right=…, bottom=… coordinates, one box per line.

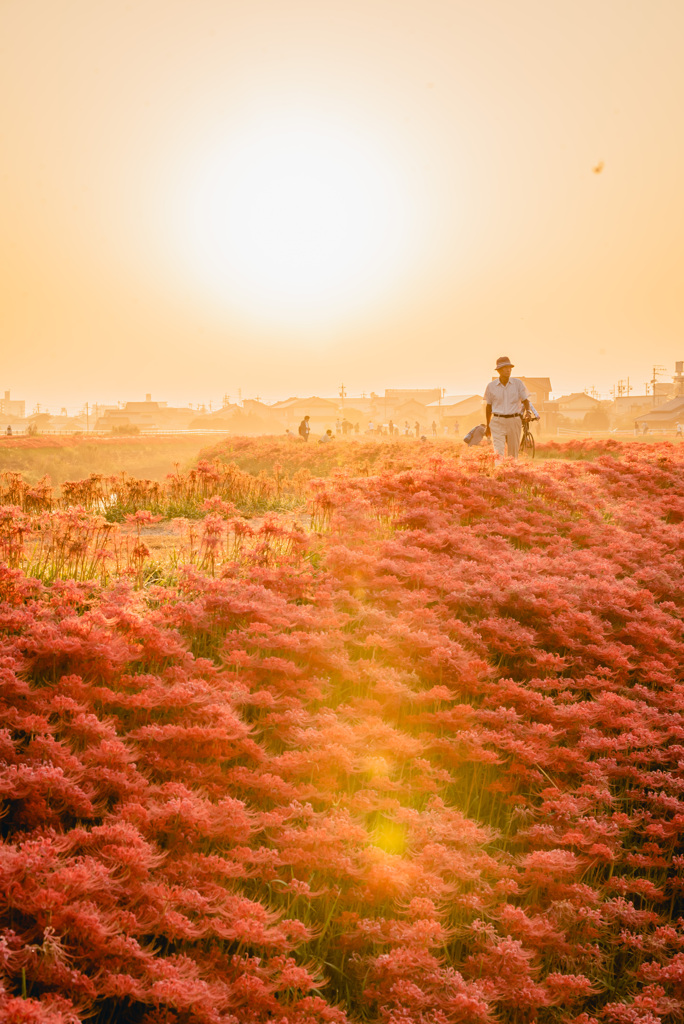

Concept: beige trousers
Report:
left=491, top=416, right=522, bottom=458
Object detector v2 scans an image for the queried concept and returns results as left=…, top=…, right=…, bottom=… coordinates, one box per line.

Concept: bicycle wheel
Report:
left=521, top=430, right=535, bottom=459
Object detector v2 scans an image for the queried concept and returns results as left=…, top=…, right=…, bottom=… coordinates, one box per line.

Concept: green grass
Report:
left=103, top=492, right=306, bottom=522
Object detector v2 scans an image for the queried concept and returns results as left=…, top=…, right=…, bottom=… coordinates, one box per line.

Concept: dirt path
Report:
left=118, top=510, right=312, bottom=558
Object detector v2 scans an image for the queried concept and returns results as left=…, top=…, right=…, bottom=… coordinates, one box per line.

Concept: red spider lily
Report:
left=2, top=438, right=684, bottom=1020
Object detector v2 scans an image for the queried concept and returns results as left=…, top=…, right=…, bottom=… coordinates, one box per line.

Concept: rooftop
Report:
left=427, top=394, right=482, bottom=408
left=548, top=392, right=602, bottom=405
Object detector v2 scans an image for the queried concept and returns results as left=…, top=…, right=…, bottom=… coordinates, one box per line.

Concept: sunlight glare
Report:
left=372, top=819, right=407, bottom=856
left=186, top=116, right=413, bottom=325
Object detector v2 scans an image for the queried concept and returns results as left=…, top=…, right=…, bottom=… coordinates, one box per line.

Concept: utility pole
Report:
left=651, top=365, right=667, bottom=407
left=339, top=383, right=346, bottom=402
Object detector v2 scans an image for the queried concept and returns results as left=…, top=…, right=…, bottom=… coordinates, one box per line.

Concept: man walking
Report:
left=484, top=356, right=531, bottom=459
left=298, top=415, right=311, bottom=441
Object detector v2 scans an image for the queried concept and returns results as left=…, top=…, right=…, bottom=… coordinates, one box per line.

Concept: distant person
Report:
left=642, top=422, right=649, bottom=436
left=388, top=419, right=394, bottom=437
left=414, top=421, right=420, bottom=437
left=319, top=429, right=334, bottom=443
left=5, top=425, right=11, bottom=437
left=367, top=419, right=374, bottom=433
left=484, top=356, right=531, bottom=459
left=453, top=420, right=460, bottom=435
left=354, top=422, right=360, bottom=434
left=431, top=420, right=437, bottom=436
left=298, top=415, right=311, bottom=441
left=335, top=418, right=341, bottom=434
left=285, top=428, right=296, bottom=438
left=404, top=421, right=410, bottom=436
left=677, top=421, right=683, bottom=437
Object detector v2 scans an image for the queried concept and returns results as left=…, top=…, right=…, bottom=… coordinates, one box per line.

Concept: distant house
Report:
left=518, top=377, right=552, bottom=408
left=43, top=414, right=87, bottom=432
left=427, top=394, right=484, bottom=430
left=188, top=404, right=243, bottom=431
left=384, top=388, right=442, bottom=406
left=90, top=404, right=118, bottom=422
left=270, top=396, right=339, bottom=431
left=377, top=389, right=438, bottom=422
left=608, top=383, right=680, bottom=426
left=235, top=399, right=288, bottom=433
left=95, top=395, right=196, bottom=431
left=269, top=397, right=300, bottom=413
left=545, top=392, right=602, bottom=423
left=334, top=396, right=380, bottom=422
left=636, top=395, right=684, bottom=431
left=611, top=395, right=652, bottom=415
left=0, top=390, right=26, bottom=419
left=608, top=395, right=654, bottom=426
left=653, top=382, right=675, bottom=402
left=241, top=399, right=273, bottom=417
left=25, top=413, right=53, bottom=431
left=96, top=403, right=157, bottom=431
left=625, top=364, right=684, bottom=424
left=393, top=399, right=430, bottom=427
left=119, top=402, right=164, bottom=427
left=338, top=407, right=365, bottom=428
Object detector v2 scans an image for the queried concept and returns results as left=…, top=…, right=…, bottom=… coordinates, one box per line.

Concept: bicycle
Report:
left=519, top=415, right=538, bottom=458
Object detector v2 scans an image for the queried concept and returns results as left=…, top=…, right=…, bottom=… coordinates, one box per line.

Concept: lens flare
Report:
left=372, top=818, right=407, bottom=855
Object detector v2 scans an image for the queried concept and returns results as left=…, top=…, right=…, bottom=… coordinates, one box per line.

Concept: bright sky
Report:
left=1, top=0, right=683, bottom=410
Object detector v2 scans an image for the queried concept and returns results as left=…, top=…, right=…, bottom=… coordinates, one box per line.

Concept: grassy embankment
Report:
left=0, top=434, right=226, bottom=486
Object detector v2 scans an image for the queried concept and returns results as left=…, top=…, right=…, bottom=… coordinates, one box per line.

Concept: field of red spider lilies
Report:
left=2, top=437, right=684, bottom=1024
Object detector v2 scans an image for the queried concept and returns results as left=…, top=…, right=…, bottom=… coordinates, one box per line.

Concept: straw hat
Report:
left=495, top=356, right=514, bottom=370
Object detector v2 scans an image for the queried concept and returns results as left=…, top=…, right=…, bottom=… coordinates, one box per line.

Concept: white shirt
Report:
left=484, top=377, right=529, bottom=415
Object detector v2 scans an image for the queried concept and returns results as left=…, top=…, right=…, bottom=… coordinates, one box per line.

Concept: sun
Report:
left=185, top=115, right=413, bottom=324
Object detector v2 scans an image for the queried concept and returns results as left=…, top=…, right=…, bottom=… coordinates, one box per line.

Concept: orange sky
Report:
left=2, top=0, right=683, bottom=410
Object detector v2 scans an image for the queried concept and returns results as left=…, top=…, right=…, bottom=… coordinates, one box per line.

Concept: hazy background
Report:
left=1, top=0, right=683, bottom=410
